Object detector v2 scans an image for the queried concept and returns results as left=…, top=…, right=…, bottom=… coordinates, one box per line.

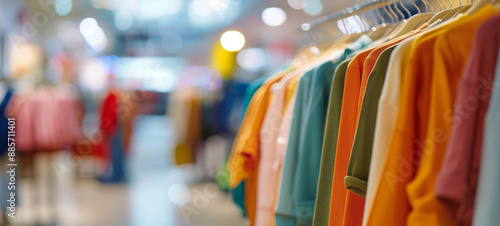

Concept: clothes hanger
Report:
left=353, top=5, right=370, bottom=32
left=381, top=0, right=396, bottom=24
left=406, top=0, right=436, bottom=27
left=355, top=2, right=387, bottom=38
left=329, top=7, right=369, bottom=48
left=400, top=0, right=412, bottom=20
left=365, top=1, right=394, bottom=40
left=387, top=0, right=401, bottom=23
left=466, top=0, right=500, bottom=14
left=445, top=0, right=472, bottom=18
left=424, top=0, right=452, bottom=24
left=393, top=0, right=406, bottom=21
left=441, top=0, right=467, bottom=20
left=494, top=0, right=500, bottom=10
left=436, top=0, right=446, bottom=11
left=379, top=0, right=406, bottom=36
left=384, top=0, right=433, bottom=39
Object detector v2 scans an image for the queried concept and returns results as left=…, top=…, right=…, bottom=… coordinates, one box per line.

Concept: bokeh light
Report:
left=135, top=0, right=183, bottom=20
left=236, top=48, right=267, bottom=71
left=79, top=58, right=109, bottom=94
left=209, top=0, right=230, bottom=11
left=55, top=0, right=72, bottom=16
left=79, top=18, right=99, bottom=37
left=80, top=18, right=108, bottom=53
left=191, top=0, right=213, bottom=16
left=261, top=7, right=287, bottom=27
left=288, top=0, right=308, bottom=10
left=115, top=11, right=133, bottom=30
left=304, top=0, right=323, bottom=15
left=220, top=31, right=245, bottom=52
left=167, top=184, right=191, bottom=206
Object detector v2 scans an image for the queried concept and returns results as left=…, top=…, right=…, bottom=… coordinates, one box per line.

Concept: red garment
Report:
left=95, top=92, right=118, bottom=163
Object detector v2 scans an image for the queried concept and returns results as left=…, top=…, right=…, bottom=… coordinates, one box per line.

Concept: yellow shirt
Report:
left=406, top=5, right=499, bottom=226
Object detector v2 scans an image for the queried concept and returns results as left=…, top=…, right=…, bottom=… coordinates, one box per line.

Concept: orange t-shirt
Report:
left=342, top=26, right=429, bottom=226
left=329, top=28, right=423, bottom=226
left=358, top=24, right=429, bottom=113
left=328, top=47, right=373, bottom=226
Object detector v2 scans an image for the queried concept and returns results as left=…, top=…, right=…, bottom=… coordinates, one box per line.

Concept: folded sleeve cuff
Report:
left=344, top=175, right=367, bottom=197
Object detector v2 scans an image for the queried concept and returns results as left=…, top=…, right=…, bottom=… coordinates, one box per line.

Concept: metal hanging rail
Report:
left=299, top=0, right=392, bottom=32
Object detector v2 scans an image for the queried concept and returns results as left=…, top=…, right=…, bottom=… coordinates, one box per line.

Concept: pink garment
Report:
left=256, top=75, right=296, bottom=226
left=16, top=94, right=35, bottom=151
left=35, top=88, right=60, bottom=150
left=273, top=85, right=297, bottom=210
left=16, top=87, right=81, bottom=151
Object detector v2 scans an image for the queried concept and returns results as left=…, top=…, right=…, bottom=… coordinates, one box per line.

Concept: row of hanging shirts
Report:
left=226, top=0, right=500, bottom=225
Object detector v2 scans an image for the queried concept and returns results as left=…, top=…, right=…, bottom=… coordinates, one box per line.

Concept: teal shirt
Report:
left=275, top=35, right=372, bottom=226
left=275, top=63, right=334, bottom=226
left=275, top=69, right=313, bottom=226
left=473, top=48, right=500, bottom=226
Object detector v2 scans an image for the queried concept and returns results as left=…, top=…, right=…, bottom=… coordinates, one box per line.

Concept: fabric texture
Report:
left=435, top=14, right=500, bottom=226
left=473, top=47, right=500, bottom=226
left=227, top=72, right=285, bottom=226
left=344, top=46, right=396, bottom=197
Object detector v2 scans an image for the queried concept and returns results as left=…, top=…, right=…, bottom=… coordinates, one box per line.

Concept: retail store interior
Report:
left=0, top=0, right=498, bottom=225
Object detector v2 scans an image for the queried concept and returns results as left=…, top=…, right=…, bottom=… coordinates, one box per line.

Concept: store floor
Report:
left=9, top=115, right=245, bottom=226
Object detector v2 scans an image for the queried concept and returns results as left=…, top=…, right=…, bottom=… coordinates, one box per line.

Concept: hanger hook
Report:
left=366, top=1, right=379, bottom=29
left=422, top=0, right=433, bottom=13
left=385, top=0, right=399, bottom=22
left=409, top=0, right=422, bottom=13
left=375, top=0, right=387, bottom=25
left=352, top=4, right=364, bottom=32
left=393, top=0, right=405, bottom=21
left=359, top=3, right=371, bottom=32
left=438, top=0, right=445, bottom=11
left=399, top=0, right=412, bottom=19
left=382, top=0, right=395, bottom=23
left=357, top=10, right=369, bottom=32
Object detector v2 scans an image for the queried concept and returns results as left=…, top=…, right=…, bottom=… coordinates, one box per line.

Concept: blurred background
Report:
left=0, top=0, right=433, bottom=225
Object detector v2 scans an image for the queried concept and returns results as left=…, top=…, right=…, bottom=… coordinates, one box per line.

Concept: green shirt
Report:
left=344, top=46, right=396, bottom=197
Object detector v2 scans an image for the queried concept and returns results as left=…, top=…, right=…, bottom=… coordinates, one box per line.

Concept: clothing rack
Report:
left=300, top=0, right=410, bottom=32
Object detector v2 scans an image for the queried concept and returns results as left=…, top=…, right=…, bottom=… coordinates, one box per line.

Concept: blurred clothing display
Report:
left=13, top=86, right=81, bottom=152
left=4, top=0, right=500, bottom=225
left=169, top=86, right=202, bottom=165
left=226, top=4, right=500, bottom=226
